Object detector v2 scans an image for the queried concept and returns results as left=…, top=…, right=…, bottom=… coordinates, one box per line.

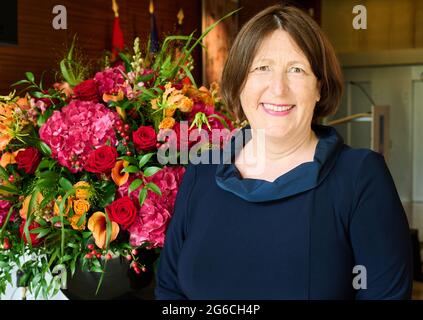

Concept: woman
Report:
left=155, top=4, right=413, bottom=299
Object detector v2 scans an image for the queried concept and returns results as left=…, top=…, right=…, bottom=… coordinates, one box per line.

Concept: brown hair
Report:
left=220, top=4, right=343, bottom=124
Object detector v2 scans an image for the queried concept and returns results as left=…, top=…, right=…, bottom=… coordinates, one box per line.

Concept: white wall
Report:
left=337, top=65, right=423, bottom=233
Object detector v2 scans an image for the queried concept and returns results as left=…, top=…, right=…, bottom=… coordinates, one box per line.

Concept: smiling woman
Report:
left=155, top=4, right=413, bottom=300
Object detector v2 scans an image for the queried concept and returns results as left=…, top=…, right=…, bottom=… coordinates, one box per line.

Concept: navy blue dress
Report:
left=155, top=124, right=413, bottom=299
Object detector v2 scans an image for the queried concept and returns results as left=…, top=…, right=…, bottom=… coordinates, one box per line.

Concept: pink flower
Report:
left=128, top=199, right=171, bottom=248
left=117, top=166, right=186, bottom=248
left=94, top=65, right=126, bottom=96
left=39, top=100, right=119, bottom=173
left=0, top=200, right=13, bottom=227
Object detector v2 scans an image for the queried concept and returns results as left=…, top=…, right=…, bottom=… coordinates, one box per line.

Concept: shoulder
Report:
left=335, top=145, right=387, bottom=175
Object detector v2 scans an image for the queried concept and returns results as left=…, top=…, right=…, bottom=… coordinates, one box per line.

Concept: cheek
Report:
left=291, top=79, right=319, bottom=107
left=240, top=78, right=263, bottom=107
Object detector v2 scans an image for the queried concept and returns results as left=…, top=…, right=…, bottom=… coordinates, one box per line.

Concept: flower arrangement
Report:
left=0, top=12, right=239, bottom=299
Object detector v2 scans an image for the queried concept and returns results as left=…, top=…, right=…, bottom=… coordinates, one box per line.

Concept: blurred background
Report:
left=1, top=0, right=423, bottom=298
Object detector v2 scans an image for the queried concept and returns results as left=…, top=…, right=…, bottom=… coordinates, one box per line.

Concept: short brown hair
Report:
left=220, top=4, right=343, bottom=123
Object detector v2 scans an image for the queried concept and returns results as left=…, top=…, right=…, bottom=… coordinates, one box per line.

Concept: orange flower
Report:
left=73, top=199, right=90, bottom=215
left=70, top=214, right=86, bottom=231
left=88, top=211, right=119, bottom=249
left=19, top=192, right=44, bottom=220
left=102, top=90, right=124, bottom=103
left=73, top=181, right=92, bottom=200
left=16, top=96, right=30, bottom=110
left=0, top=150, right=21, bottom=168
left=177, top=96, right=194, bottom=113
left=53, top=195, right=72, bottom=216
left=151, top=98, right=159, bottom=110
left=164, top=106, right=176, bottom=117
left=0, top=134, right=12, bottom=152
left=159, top=117, right=176, bottom=130
left=111, top=160, right=129, bottom=186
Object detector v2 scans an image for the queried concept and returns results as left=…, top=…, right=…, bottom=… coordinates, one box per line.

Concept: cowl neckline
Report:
left=215, top=124, right=344, bottom=202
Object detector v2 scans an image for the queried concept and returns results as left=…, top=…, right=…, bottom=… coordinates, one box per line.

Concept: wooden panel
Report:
left=322, top=0, right=418, bottom=54
left=322, top=0, right=360, bottom=53
left=239, top=0, right=321, bottom=28
left=0, top=0, right=201, bottom=95
left=202, top=0, right=239, bottom=86
left=415, top=0, right=423, bottom=47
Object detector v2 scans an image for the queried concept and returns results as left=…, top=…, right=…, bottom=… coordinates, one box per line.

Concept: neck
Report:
left=247, top=126, right=318, bottom=164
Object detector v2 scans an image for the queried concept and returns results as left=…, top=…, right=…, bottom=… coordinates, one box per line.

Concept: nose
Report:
left=269, top=71, right=289, bottom=97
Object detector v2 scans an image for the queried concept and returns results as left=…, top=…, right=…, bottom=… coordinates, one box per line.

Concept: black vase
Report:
left=61, top=248, right=158, bottom=300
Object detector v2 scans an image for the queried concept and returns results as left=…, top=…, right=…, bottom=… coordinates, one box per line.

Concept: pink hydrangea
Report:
left=94, top=65, right=126, bottom=96
left=39, top=100, right=119, bottom=173
left=118, top=166, right=186, bottom=248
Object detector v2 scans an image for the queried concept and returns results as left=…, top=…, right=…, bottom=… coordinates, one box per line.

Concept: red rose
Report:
left=19, top=220, right=43, bottom=246
left=84, top=145, right=118, bottom=173
left=15, top=147, right=41, bottom=174
left=73, top=79, right=99, bottom=102
left=132, top=126, right=157, bottom=151
left=106, top=196, right=137, bottom=229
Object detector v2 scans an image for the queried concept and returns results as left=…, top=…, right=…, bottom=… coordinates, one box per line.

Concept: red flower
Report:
left=132, top=126, right=157, bottom=151
left=73, top=79, right=99, bottom=102
left=19, top=220, right=43, bottom=246
left=84, top=145, right=118, bottom=173
left=106, top=196, right=137, bottom=229
left=15, top=147, right=41, bottom=174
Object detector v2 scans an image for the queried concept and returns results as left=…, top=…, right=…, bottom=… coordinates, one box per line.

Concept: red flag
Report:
left=112, top=0, right=124, bottom=60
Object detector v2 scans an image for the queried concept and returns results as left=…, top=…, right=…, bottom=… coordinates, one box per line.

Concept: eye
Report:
left=288, top=66, right=304, bottom=74
left=253, top=65, right=270, bottom=72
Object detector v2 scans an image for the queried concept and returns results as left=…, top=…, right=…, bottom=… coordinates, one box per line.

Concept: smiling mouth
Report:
left=260, top=103, right=296, bottom=112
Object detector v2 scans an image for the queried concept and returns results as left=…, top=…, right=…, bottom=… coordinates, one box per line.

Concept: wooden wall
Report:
left=322, top=0, right=423, bottom=53
left=0, top=0, right=201, bottom=95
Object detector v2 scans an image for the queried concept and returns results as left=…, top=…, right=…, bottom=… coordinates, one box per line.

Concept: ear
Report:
left=316, top=80, right=321, bottom=102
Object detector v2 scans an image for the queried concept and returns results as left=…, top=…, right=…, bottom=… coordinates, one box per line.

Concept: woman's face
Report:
left=240, top=29, right=321, bottom=139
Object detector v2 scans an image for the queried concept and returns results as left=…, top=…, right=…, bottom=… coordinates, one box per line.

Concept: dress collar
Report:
left=215, top=124, right=344, bottom=202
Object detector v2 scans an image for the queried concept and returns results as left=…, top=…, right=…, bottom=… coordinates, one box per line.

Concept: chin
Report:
left=261, top=124, right=292, bottom=140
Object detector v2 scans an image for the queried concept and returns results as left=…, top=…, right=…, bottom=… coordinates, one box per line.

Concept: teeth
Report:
left=262, top=103, right=294, bottom=112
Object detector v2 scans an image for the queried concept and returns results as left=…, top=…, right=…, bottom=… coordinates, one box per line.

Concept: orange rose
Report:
left=73, top=199, right=90, bottom=215
left=159, top=117, right=176, bottom=130
left=73, top=181, right=92, bottom=200
left=70, top=214, right=86, bottom=231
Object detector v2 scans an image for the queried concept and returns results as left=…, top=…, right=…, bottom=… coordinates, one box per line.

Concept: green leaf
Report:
left=31, top=91, right=47, bottom=99
left=61, top=255, right=73, bottom=263
left=117, top=156, right=137, bottom=165
left=0, top=166, right=9, bottom=180
left=122, top=165, right=139, bottom=173
left=11, top=79, right=30, bottom=86
left=138, top=187, right=147, bottom=207
left=76, top=212, right=86, bottom=227
left=128, top=179, right=143, bottom=195
left=143, top=166, right=161, bottom=177
left=59, top=177, right=73, bottom=191
left=181, top=64, right=197, bottom=88
left=38, top=141, right=52, bottom=157
left=146, top=182, right=162, bottom=196
left=0, top=185, right=18, bottom=194
left=25, top=72, right=35, bottom=83
left=119, top=52, right=132, bottom=72
left=97, top=182, right=116, bottom=208
left=30, top=227, right=50, bottom=239
left=138, top=153, right=154, bottom=168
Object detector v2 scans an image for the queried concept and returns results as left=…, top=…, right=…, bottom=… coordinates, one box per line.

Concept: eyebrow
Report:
left=252, top=59, right=308, bottom=66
